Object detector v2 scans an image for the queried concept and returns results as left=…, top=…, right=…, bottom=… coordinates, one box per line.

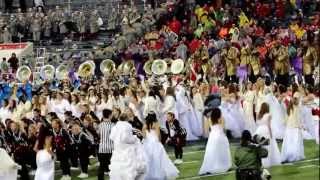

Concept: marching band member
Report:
left=51, top=118, right=72, bottom=180
left=302, top=39, right=319, bottom=86
left=70, top=123, right=92, bottom=179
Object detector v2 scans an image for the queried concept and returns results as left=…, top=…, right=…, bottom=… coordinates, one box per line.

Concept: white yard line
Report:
left=178, top=158, right=320, bottom=180
left=298, top=165, right=319, bottom=169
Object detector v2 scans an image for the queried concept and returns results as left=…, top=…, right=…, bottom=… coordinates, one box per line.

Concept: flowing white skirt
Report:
left=194, top=109, right=204, bottom=137
left=243, top=101, right=256, bottom=134
left=301, top=106, right=316, bottom=139
left=179, top=112, right=199, bottom=141
left=143, top=132, right=179, bottom=179
left=281, top=127, right=305, bottom=162
left=109, top=143, right=147, bottom=180
left=220, top=104, right=243, bottom=138
left=254, top=125, right=281, bottom=168
left=265, top=95, right=286, bottom=139
left=199, top=125, right=232, bottom=175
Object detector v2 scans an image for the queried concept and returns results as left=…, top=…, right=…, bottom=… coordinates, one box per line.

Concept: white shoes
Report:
left=60, top=175, right=71, bottom=180
left=29, top=170, right=36, bottom=176
left=104, top=172, right=109, bottom=176
left=174, top=159, right=183, bottom=165
left=70, top=166, right=79, bottom=170
left=78, top=173, right=89, bottom=179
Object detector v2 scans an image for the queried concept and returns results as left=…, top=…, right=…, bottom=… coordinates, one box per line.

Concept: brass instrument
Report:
left=55, top=64, right=69, bottom=80
left=40, top=65, right=55, bottom=81
left=143, top=60, right=153, bottom=75
left=100, top=59, right=115, bottom=76
left=16, top=65, right=31, bottom=82
left=122, top=60, right=135, bottom=75
left=77, top=61, right=95, bottom=78
left=151, top=59, right=167, bottom=75
left=170, top=59, right=185, bottom=74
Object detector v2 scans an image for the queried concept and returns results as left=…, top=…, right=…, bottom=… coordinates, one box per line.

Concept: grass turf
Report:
left=55, top=140, right=319, bottom=180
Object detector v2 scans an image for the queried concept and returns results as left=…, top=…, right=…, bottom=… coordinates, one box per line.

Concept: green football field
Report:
left=56, top=140, right=319, bottom=180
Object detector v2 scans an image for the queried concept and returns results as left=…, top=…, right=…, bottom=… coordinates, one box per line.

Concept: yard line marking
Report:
left=179, top=171, right=235, bottom=180
left=180, top=160, right=199, bottom=164
left=298, top=165, right=319, bottom=169
left=169, top=150, right=205, bottom=157
left=178, top=158, right=320, bottom=180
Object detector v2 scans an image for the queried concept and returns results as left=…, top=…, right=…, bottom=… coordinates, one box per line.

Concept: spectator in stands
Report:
left=8, top=53, right=19, bottom=73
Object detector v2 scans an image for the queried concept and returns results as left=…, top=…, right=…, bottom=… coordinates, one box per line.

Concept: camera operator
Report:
left=234, top=130, right=269, bottom=180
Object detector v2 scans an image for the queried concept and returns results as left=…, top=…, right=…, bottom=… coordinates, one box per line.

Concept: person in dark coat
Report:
left=165, top=112, right=186, bottom=164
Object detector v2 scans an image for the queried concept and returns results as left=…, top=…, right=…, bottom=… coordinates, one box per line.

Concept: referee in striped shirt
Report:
left=97, top=109, right=115, bottom=180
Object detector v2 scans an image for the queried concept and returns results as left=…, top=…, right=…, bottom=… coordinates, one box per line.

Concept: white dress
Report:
left=242, top=90, right=256, bottom=134
left=199, top=124, right=232, bottom=175
left=0, top=148, right=18, bottom=180
left=301, top=102, right=317, bottom=139
left=192, top=93, right=204, bottom=137
left=254, top=113, right=281, bottom=168
left=70, top=103, right=82, bottom=118
left=109, top=121, right=147, bottom=180
left=264, top=93, right=286, bottom=139
left=51, top=99, right=71, bottom=121
left=161, top=96, right=177, bottom=129
left=143, top=130, right=179, bottom=180
left=35, top=150, right=54, bottom=180
left=220, top=101, right=242, bottom=138
left=143, top=96, right=161, bottom=120
left=176, top=86, right=199, bottom=140
left=281, top=106, right=305, bottom=162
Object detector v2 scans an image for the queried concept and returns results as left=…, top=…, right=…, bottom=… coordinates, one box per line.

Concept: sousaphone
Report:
left=122, top=60, right=136, bottom=76
left=77, top=61, right=95, bottom=78
left=56, top=64, right=69, bottom=80
left=152, top=59, right=167, bottom=75
left=16, top=65, right=31, bottom=82
left=143, top=60, right=153, bottom=75
left=171, top=59, right=185, bottom=74
left=100, top=59, right=115, bottom=76
left=40, top=65, right=55, bottom=81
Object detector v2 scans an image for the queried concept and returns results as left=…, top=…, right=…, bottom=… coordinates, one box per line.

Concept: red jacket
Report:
left=169, top=19, right=182, bottom=35
left=275, top=0, right=285, bottom=18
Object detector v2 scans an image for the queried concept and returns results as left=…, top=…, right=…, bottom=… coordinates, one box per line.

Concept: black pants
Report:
left=14, top=152, right=29, bottom=180
left=174, top=145, right=183, bottom=159
left=98, top=153, right=112, bottom=180
left=79, top=152, right=89, bottom=173
left=236, top=169, right=262, bottom=180
left=304, top=74, right=314, bottom=86
left=57, top=151, right=71, bottom=175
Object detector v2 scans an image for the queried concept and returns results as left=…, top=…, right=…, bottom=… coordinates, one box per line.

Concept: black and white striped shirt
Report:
left=98, top=120, right=115, bottom=154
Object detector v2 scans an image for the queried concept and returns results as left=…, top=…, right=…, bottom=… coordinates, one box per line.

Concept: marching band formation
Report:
left=0, top=0, right=319, bottom=180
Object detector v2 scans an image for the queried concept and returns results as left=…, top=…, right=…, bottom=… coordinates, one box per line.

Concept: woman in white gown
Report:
left=254, top=103, right=281, bottom=168
left=175, top=84, right=199, bottom=140
left=199, top=108, right=232, bottom=175
left=143, top=112, right=179, bottom=180
left=0, top=148, right=18, bottom=180
left=51, top=92, right=71, bottom=122
left=281, top=94, right=305, bottom=162
left=242, top=82, right=256, bottom=134
left=191, top=86, right=204, bottom=137
left=109, top=114, right=147, bottom=180
left=143, top=89, right=161, bottom=120
left=95, top=93, right=113, bottom=120
left=264, top=87, right=285, bottom=139
left=161, top=87, right=177, bottom=130
left=34, top=126, right=54, bottom=180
